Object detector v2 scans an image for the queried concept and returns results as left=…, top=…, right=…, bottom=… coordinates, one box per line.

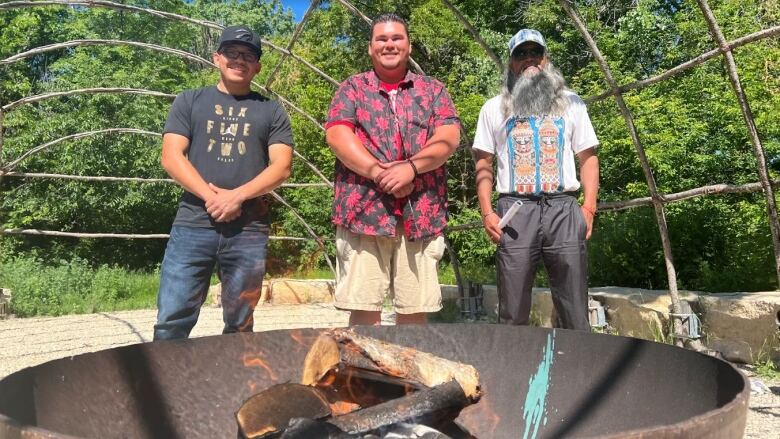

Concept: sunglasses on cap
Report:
left=219, top=47, right=259, bottom=63
left=511, top=47, right=545, bottom=59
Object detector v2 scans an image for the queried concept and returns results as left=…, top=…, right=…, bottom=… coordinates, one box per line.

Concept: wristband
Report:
left=407, top=159, right=419, bottom=178
left=482, top=211, right=497, bottom=219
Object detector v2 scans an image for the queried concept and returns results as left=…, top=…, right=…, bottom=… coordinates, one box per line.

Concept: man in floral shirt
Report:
left=325, top=13, right=461, bottom=326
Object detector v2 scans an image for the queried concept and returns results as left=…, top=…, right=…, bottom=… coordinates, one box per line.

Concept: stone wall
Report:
left=210, top=280, right=780, bottom=363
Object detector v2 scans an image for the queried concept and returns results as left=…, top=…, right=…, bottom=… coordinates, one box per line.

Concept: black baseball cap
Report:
left=218, top=25, right=262, bottom=56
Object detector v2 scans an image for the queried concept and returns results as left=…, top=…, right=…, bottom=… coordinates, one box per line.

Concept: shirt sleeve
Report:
left=569, top=95, right=599, bottom=153
left=324, top=79, right=357, bottom=129
left=268, top=103, right=295, bottom=148
left=163, top=91, right=193, bottom=138
left=471, top=102, right=497, bottom=155
left=431, top=86, right=461, bottom=129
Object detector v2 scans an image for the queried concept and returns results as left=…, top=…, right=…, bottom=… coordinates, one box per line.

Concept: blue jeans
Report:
left=154, top=225, right=268, bottom=340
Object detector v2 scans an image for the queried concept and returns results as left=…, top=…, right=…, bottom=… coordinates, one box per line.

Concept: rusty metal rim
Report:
left=596, top=363, right=750, bottom=438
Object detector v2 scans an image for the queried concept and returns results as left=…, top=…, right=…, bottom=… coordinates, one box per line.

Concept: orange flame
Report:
left=329, top=401, right=361, bottom=416
left=288, top=329, right=321, bottom=349
left=242, top=353, right=279, bottom=381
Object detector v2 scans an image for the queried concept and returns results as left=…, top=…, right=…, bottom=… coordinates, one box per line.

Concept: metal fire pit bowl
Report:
left=0, top=324, right=748, bottom=438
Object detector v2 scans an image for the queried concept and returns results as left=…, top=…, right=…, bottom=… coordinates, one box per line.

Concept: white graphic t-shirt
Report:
left=472, top=91, right=598, bottom=194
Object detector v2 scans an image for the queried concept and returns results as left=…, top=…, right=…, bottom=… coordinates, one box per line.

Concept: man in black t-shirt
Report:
left=154, top=25, right=294, bottom=340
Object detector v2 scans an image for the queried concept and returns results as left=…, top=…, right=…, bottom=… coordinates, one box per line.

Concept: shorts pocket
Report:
left=336, top=227, right=357, bottom=262
left=423, top=235, right=446, bottom=261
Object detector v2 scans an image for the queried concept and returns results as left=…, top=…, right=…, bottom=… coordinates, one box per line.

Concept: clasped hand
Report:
left=205, top=183, right=244, bottom=223
left=373, top=160, right=415, bottom=198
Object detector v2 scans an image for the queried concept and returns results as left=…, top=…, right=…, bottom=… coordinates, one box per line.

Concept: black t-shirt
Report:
left=163, top=86, right=294, bottom=230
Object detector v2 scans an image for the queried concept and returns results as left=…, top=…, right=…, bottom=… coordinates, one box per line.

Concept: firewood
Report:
left=301, top=329, right=481, bottom=401
left=328, top=380, right=469, bottom=435
left=236, top=383, right=331, bottom=439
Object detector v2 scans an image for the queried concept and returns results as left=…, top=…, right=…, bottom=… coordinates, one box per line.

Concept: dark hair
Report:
left=370, top=13, right=409, bottom=40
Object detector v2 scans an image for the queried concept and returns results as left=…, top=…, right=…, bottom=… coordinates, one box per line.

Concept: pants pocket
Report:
left=423, top=235, right=446, bottom=261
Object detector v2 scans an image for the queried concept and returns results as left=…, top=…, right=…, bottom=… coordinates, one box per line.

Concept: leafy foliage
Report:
left=1, top=0, right=778, bottom=295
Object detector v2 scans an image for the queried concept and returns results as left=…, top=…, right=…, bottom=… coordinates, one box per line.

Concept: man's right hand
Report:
left=482, top=211, right=502, bottom=244
left=371, top=162, right=414, bottom=199
left=391, top=183, right=414, bottom=199
left=205, top=183, right=243, bottom=223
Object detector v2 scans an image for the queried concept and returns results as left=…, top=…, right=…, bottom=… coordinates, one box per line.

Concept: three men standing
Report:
left=473, top=29, right=600, bottom=330
left=154, top=26, right=294, bottom=340
left=325, top=14, right=461, bottom=326
left=155, top=22, right=596, bottom=335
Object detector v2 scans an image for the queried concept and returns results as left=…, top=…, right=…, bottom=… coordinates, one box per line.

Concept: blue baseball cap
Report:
left=508, top=29, right=546, bottom=55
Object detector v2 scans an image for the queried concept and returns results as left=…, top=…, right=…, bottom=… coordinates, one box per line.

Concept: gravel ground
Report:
left=0, top=305, right=777, bottom=437
left=737, top=364, right=780, bottom=439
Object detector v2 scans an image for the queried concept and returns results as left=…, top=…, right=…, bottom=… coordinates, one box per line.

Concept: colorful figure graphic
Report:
left=509, top=116, right=564, bottom=195
left=511, top=118, right=535, bottom=194
left=538, top=117, right=561, bottom=193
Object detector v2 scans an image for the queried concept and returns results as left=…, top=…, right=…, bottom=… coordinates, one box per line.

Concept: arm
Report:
left=206, top=144, right=294, bottom=222
left=375, top=124, right=460, bottom=193
left=577, top=147, right=599, bottom=240
left=325, top=125, right=382, bottom=181
left=160, top=133, right=215, bottom=202
left=474, top=149, right=502, bottom=244
left=325, top=125, right=414, bottom=198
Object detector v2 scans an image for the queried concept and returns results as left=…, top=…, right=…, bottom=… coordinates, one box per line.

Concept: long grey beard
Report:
left=501, top=62, right=570, bottom=119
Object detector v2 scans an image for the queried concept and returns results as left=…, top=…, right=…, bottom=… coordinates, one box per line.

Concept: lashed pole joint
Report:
left=269, top=191, right=335, bottom=275
left=556, top=0, right=687, bottom=347
left=695, top=0, right=780, bottom=289
left=0, top=40, right=333, bottom=187
left=584, top=24, right=780, bottom=104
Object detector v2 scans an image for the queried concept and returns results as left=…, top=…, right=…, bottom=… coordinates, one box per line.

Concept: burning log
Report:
left=327, top=379, right=470, bottom=434
left=301, top=329, right=481, bottom=401
left=238, top=329, right=482, bottom=438
left=236, top=383, right=331, bottom=439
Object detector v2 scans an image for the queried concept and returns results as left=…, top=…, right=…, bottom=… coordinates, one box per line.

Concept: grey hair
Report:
left=501, top=60, right=571, bottom=119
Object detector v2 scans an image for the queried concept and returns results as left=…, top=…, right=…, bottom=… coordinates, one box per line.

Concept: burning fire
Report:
left=329, top=401, right=361, bottom=416
left=242, top=352, right=279, bottom=381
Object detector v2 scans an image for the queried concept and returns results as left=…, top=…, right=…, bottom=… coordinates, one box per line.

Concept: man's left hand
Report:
left=206, top=183, right=244, bottom=223
left=580, top=205, right=595, bottom=240
left=375, top=160, right=415, bottom=193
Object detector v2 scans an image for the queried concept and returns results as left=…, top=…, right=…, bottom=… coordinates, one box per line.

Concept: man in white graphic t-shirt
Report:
left=472, top=29, right=600, bottom=330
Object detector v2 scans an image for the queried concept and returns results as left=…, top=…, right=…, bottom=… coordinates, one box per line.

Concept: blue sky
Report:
left=282, top=0, right=311, bottom=22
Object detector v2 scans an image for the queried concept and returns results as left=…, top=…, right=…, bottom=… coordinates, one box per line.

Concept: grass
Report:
left=0, top=255, right=340, bottom=317
left=429, top=299, right=462, bottom=323
left=0, top=257, right=226, bottom=317
left=754, top=358, right=780, bottom=380
left=288, top=268, right=335, bottom=280
left=753, top=337, right=780, bottom=380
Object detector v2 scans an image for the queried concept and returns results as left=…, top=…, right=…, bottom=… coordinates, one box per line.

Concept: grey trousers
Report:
left=496, top=193, right=590, bottom=330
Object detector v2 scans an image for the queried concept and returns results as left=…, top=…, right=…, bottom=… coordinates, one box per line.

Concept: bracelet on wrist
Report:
left=407, top=159, right=419, bottom=178
left=582, top=205, right=597, bottom=216
left=482, top=211, right=497, bottom=219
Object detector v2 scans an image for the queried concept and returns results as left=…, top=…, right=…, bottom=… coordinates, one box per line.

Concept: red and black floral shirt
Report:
left=325, top=70, right=460, bottom=240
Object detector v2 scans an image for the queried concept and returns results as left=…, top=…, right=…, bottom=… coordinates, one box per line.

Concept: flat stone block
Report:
left=698, top=292, right=780, bottom=363
left=267, top=279, right=334, bottom=305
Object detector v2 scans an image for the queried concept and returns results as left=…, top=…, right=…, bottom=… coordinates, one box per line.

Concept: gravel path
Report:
left=0, top=305, right=777, bottom=437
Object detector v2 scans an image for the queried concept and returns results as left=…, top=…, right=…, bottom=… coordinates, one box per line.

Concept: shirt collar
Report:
left=367, top=69, right=416, bottom=92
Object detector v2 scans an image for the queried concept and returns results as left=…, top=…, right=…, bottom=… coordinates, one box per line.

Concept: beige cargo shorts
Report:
left=334, top=225, right=445, bottom=314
